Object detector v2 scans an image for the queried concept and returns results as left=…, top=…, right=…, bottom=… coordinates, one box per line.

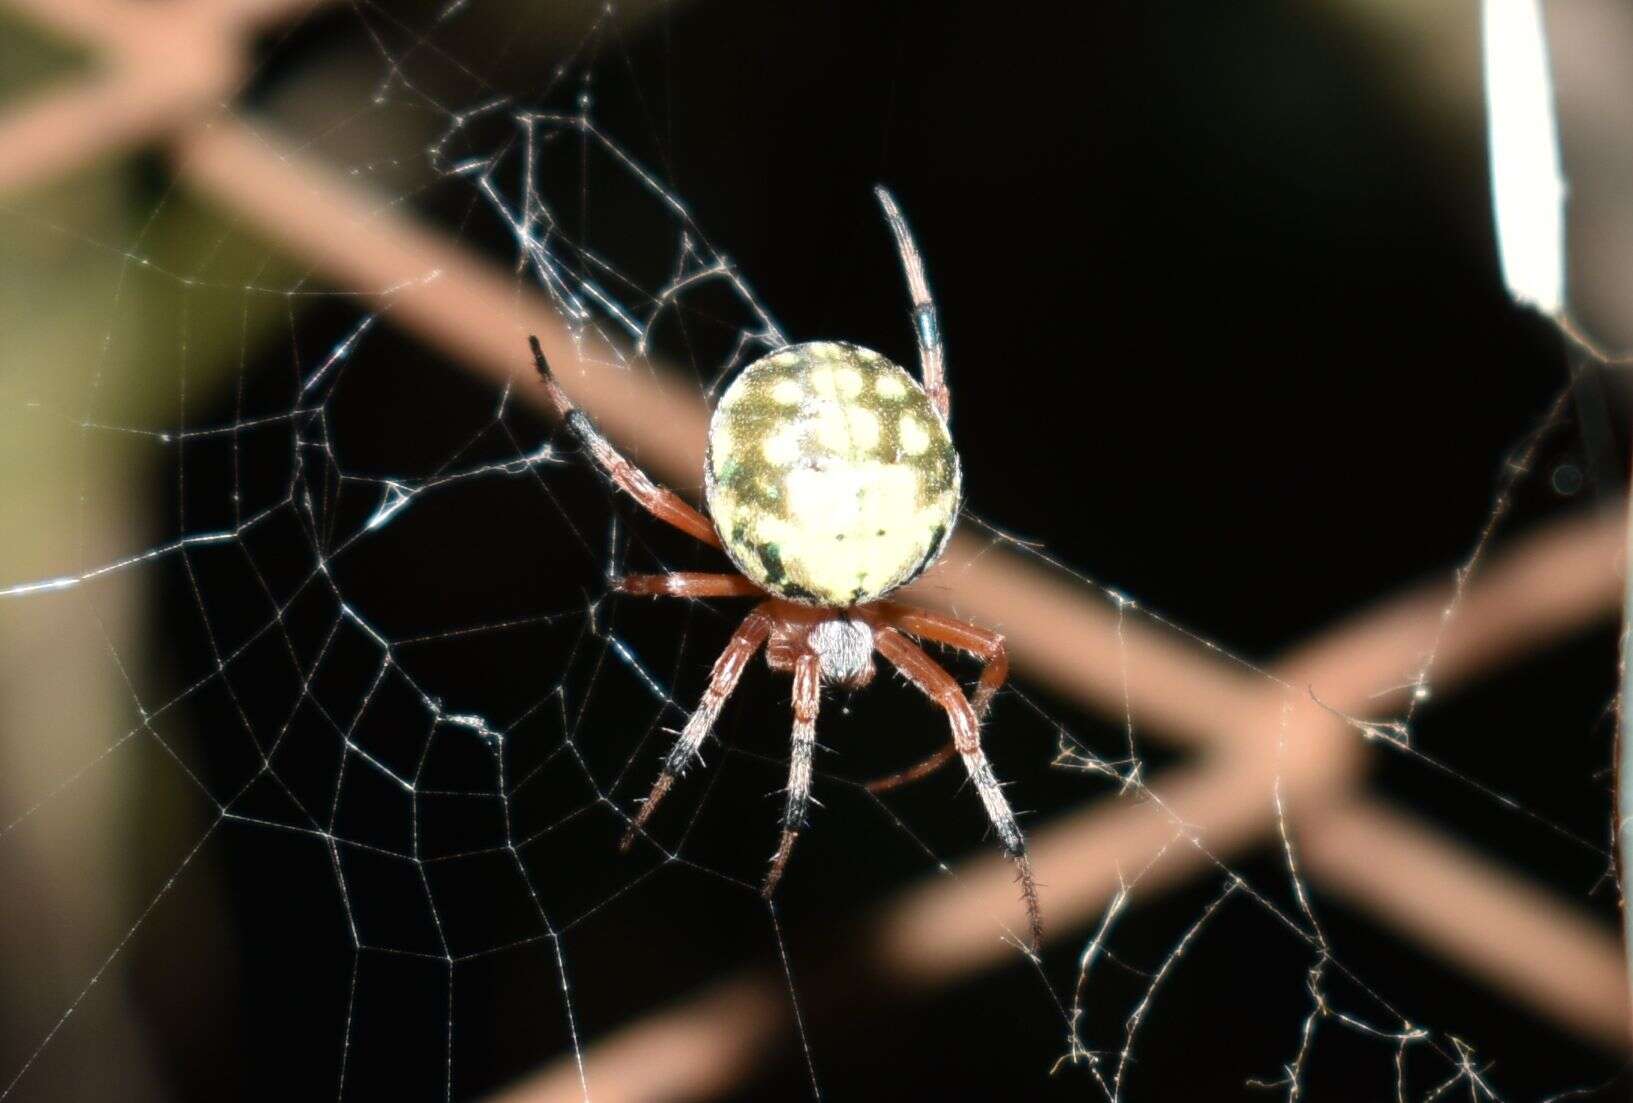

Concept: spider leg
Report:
left=874, top=626, right=1042, bottom=950
left=529, top=336, right=722, bottom=549
left=883, top=605, right=1009, bottom=718
left=763, top=653, right=820, bottom=899
left=620, top=605, right=774, bottom=850
left=617, top=572, right=763, bottom=599
left=864, top=604, right=1008, bottom=793
left=874, top=188, right=949, bottom=422
left=863, top=745, right=958, bottom=795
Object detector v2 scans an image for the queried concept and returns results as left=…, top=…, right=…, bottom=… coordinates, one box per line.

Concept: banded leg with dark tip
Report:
left=874, top=188, right=949, bottom=422
left=873, top=626, right=1042, bottom=950
left=764, top=653, right=821, bottom=898
left=530, top=335, right=722, bottom=549
left=620, top=605, right=774, bottom=850
left=864, top=603, right=1009, bottom=793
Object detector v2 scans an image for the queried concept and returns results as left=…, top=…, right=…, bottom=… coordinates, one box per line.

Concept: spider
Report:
left=528, top=187, right=1040, bottom=947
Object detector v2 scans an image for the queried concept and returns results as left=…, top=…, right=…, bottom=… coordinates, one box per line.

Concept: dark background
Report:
left=135, top=1, right=1629, bottom=1099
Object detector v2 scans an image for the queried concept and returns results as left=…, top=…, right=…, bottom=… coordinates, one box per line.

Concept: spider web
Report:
left=0, top=2, right=1627, bottom=1100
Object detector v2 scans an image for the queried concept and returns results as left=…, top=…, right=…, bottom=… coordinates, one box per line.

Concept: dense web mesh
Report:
left=0, top=3, right=1627, bottom=1101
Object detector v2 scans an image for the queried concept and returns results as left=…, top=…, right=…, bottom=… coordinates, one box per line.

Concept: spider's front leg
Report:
left=873, top=626, right=1043, bottom=950
left=763, top=653, right=820, bottom=899
left=874, top=188, right=949, bottom=421
left=617, top=572, right=763, bottom=599
left=529, top=336, right=722, bottom=549
left=621, top=605, right=773, bottom=849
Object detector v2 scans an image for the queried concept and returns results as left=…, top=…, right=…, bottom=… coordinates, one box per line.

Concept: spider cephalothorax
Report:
left=528, top=188, right=1040, bottom=946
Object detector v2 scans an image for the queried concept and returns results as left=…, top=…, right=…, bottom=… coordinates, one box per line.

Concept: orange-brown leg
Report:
left=863, top=745, right=960, bottom=794
left=617, top=572, right=763, bottom=599
left=874, top=627, right=1042, bottom=949
left=763, top=653, right=820, bottom=898
left=865, top=604, right=1008, bottom=793
left=620, top=605, right=773, bottom=849
left=530, top=336, right=722, bottom=549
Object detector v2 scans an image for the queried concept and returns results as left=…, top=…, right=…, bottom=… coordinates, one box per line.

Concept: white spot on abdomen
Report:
left=813, top=404, right=880, bottom=452
left=899, top=414, right=930, bottom=456
left=874, top=373, right=907, bottom=399
left=762, top=426, right=800, bottom=465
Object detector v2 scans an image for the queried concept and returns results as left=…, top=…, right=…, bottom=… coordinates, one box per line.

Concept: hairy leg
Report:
left=617, top=572, right=763, bottom=599
left=620, top=605, right=773, bottom=849
left=874, top=188, right=949, bottom=421
left=864, top=603, right=1008, bottom=793
left=882, top=605, right=1009, bottom=717
left=530, top=336, right=721, bottom=549
left=874, top=627, right=1042, bottom=949
left=763, top=653, right=820, bottom=898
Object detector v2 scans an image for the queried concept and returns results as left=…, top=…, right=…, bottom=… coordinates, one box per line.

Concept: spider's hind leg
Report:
left=864, top=603, right=1009, bottom=794
left=873, top=626, right=1043, bottom=950
left=763, top=653, right=821, bottom=899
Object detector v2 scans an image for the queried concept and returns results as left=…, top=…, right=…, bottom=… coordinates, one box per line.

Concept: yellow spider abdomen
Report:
left=704, top=341, right=961, bottom=605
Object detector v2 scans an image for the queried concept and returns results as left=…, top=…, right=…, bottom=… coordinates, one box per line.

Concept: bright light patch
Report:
left=1482, top=0, right=1566, bottom=315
